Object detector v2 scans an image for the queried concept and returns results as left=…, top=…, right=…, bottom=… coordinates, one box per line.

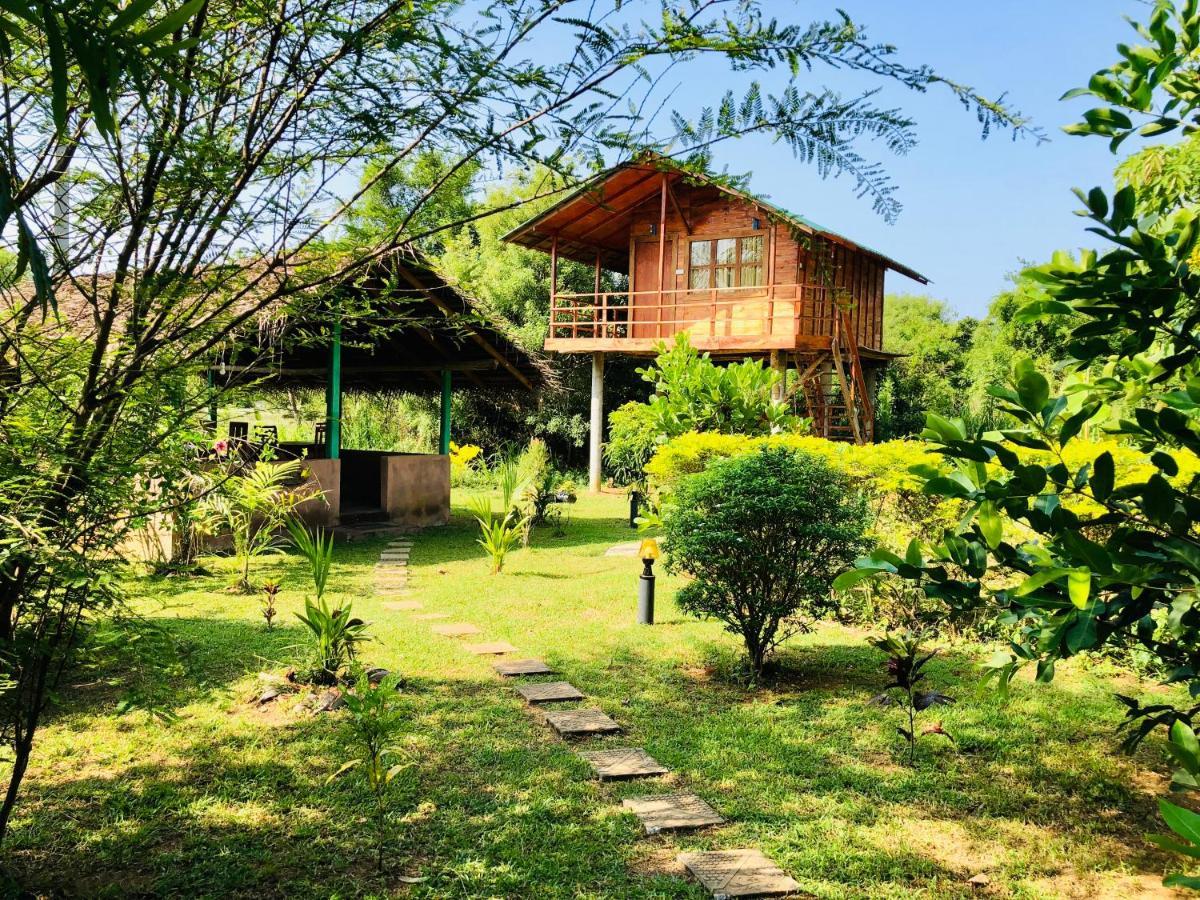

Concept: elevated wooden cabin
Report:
left=503, top=156, right=927, bottom=487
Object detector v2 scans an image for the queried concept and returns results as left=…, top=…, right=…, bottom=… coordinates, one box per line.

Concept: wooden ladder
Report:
left=831, top=309, right=874, bottom=445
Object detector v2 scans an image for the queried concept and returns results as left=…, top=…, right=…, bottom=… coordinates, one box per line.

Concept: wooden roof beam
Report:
left=666, top=178, right=691, bottom=235
left=397, top=268, right=535, bottom=392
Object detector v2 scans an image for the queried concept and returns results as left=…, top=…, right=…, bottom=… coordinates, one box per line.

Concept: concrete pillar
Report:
left=769, top=350, right=786, bottom=403
left=589, top=351, right=605, bottom=492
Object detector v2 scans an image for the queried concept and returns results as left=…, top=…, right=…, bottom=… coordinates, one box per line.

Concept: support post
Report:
left=770, top=350, right=786, bottom=403
left=439, top=369, right=452, bottom=455
left=325, top=317, right=342, bottom=459
left=657, top=174, right=668, bottom=340
left=206, top=368, right=218, bottom=433
left=589, top=351, right=605, bottom=493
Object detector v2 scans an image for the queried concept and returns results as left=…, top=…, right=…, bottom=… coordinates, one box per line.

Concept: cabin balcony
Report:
left=546, top=283, right=856, bottom=355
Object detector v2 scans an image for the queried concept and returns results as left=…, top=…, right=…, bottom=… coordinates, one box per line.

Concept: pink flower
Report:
left=212, top=439, right=229, bottom=456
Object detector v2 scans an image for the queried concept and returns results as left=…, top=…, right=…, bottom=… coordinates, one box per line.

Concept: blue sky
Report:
left=689, top=0, right=1148, bottom=317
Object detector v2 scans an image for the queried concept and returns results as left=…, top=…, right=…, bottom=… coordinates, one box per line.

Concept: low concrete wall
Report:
left=382, top=454, right=450, bottom=527
left=295, top=457, right=340, bottom=528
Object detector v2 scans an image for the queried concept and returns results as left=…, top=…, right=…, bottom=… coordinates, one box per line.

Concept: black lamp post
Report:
left=637, top=538, right=660, bottom=625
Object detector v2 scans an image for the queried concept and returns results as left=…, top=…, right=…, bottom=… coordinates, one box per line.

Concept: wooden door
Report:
left=632, top=238, right=672, bottom=339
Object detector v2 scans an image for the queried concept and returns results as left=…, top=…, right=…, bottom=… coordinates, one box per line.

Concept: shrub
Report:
left=647, top=432, right=952, bottom=553
left=603, top=334, right=808, bottom=486
left=605, top=401, right=660, bottom=487
left=664, top=446, right=871, bottom=677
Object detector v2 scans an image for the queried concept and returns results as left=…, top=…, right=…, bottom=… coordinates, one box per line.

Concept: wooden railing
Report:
left=548, top=283, right=844, bottom=343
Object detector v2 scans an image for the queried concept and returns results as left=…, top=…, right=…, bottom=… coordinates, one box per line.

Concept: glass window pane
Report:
left=689, top=241, right=712, bottom=266
left=716, top=266, right=735, bottom=289
left=740, top=265, right=763, bottom=287
left=716, top=239, right=737, bottom=264
left=689, top=267, right=711, bottom=290
left=741, top=236, right=763, bottom=263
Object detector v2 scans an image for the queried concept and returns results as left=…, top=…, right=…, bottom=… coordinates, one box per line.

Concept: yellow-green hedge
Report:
left=644, top=432, right=1200, bottom=550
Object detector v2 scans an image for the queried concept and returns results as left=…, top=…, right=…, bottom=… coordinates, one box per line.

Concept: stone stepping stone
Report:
left=545, top=708, right=620, bottom=737
left=577, top=747, right=668, bottom=781
left=515, top=681, right=584, bottom=704
left=678, top=850, right=799, bottom=898
left=414, top=612, right=449, bottom=621
left=603, top=541, right=643, bottom=557
left=622, top=793, right=724, bottom=834
left=380, top=552, right=410, bottom=560
left=494, top=659, right=555, bottom=676
left=464, top=641, right=518, bottom=655
left=382, top=600, right=422, bottom=611
left=431, top=623, right=481, bottom=637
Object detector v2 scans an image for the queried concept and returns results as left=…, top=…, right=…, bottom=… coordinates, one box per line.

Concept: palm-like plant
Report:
left=469, top=459, right=527, bottom=574
left=286, top=517, right=334, bottom=600
left=296, top=597, right=369, bottom=685
left=199, top=459, right=311, bottom=592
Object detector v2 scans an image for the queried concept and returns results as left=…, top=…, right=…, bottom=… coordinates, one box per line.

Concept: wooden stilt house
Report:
left=502, top=155, right=928, bottom=489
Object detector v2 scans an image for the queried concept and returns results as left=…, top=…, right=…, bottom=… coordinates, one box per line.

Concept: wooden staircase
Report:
left=791, top=310, right=874, bottom=444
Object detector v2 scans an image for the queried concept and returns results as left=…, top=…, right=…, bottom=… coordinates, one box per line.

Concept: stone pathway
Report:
left=371, top=534, right=796, bottom=898
left=578, top=747, right=668, bottom=781
left=623, top=793, right=725, bottom=834
left=679, top=850, right=800, bottom=898
left=514, top=681, right=583, bottom=704
left=464, top=641, right=518, bottom=655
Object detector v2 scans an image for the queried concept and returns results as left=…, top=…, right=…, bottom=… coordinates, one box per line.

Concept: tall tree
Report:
left=0, top=0, right=1030, bottom=847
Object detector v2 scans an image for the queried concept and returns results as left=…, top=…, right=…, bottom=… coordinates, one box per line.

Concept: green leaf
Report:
left=1092, top=451, right=1115, bottom=502
left=1015, top=567, right=1070, bottom=597
left=1013, top=359, right=1050, bottom=415
left=977, top=500, right=1003, bottom=549
left=133, top=0, right=205, bottom=46
left=1067, top=569, right=1091, bottom=609
left=1162, top=799, right=1200, bottom=848
left=832, top=567, right=882, bottom=592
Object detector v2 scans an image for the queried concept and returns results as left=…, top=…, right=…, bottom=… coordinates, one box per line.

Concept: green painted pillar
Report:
left=206, top=368, right=218, bottom=433
left=439, top=369, right=452, bottom=455
left=326, top=318, right=342, bottom=459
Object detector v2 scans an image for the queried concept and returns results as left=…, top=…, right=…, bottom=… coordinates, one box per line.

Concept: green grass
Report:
left=3, top=493, right=1188, bottom=898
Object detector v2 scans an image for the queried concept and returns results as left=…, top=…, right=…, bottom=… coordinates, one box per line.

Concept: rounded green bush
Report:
left=664, top=445, right=871, bottom=676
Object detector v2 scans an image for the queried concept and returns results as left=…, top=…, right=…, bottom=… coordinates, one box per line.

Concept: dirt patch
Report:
left=628, top=844, right=687, bottom=879
left=895, top=818, right=1004, bottom=877
left=1026, top=871, right=1184, bottom=899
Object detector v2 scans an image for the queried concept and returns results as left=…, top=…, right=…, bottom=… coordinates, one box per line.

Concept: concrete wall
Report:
left=382, top=454, right=450, bottom=527
left=294, top=457, right=340, bottom=527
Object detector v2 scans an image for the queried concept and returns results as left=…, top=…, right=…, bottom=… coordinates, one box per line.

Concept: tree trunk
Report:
left=0, top=737, right=31, bottom=847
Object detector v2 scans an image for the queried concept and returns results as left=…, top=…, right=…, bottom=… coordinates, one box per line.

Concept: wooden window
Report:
left=687, top=235, right=764, bottom=290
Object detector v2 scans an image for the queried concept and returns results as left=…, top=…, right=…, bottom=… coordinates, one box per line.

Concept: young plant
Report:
left=869, top=631, right=955, bottom=765
left=286, top=517, right=334, bottom=601
left=296, top=597, right=369, bottom=685
left=328, top=667, right=409, bottom=873
left=260, top=581, right=281, bottom=630
left=468, top=494, right=524, bottom=574
left=199, top=459, right=312, bottom=592
left=469, top=459, right=528, bottom=573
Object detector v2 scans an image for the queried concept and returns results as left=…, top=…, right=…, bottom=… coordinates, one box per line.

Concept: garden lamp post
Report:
left=637, top=538, right=660, bottom=624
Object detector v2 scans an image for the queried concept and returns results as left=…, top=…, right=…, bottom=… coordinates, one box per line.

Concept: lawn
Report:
left=4, top=492, right=1188, bottom=898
